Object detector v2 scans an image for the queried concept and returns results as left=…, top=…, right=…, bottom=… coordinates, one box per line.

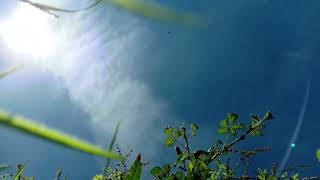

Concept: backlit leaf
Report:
left=164, top=126, right=173, bottom=136
left=164, top=137, right=174, bottom=147
left=228, top=113, right=238, bottom=124
left=217, top=128, right=228, bottom=135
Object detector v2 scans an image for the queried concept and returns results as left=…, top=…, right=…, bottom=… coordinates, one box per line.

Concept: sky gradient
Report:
left=0, top=0, right=319, bottom=179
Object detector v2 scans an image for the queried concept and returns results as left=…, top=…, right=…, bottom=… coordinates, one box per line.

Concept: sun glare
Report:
left=0, top=3, right=57, bottom=59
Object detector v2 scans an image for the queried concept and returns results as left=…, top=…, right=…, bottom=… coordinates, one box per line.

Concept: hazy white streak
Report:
left=279, top=77, right=312, bottom=173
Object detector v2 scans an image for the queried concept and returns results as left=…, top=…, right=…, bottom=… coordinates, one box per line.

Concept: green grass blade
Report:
left=13, top=161, right=30, bottom=180
left=0, top=66, right=22, bottom=79
left=0, top=110, right=123, bottom=160
left=18, top=0, right=201, bottom=26
left=104, top=121, right=121, bottom=169
left=103, top=0, right=201, bottom=26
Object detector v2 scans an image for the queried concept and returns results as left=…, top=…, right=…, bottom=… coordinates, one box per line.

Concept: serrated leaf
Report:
left=150, top=167, right=161, bottom=177
left=228, top=113, right=238, bottom=124
left=164, top=126, right=173, bottom=136
left=164, top=137, right=174, bottom=147
left=217, top=128, right=228, bottom=135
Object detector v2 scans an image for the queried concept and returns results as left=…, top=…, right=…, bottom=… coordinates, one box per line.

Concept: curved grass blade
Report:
left=0, top=110, right=123, bottom=160
left=17, top=0, right=201, bottom=26
left=0, top=66, right=22, bottom=79
left=103, top=0, right=201, bottom=26
left=104, top=121, right=121, bottom=173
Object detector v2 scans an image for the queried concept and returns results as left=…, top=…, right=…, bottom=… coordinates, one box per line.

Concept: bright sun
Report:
left=0, top=3, right=57, bottom=59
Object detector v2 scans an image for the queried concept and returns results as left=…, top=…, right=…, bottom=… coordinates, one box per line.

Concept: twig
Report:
left=209, top=116, right=267, bottom=163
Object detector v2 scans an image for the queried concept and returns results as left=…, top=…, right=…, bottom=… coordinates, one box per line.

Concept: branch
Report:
left=208, top=116, right=268, bottom=163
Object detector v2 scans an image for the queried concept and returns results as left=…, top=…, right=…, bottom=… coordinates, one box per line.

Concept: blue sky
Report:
left=0, top=0, right=319, bottom=179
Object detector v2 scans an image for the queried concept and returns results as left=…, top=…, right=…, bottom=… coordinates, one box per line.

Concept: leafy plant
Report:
left=150, top=111, right=318, bottom=180
left=94, top=146, right=145, bottom=180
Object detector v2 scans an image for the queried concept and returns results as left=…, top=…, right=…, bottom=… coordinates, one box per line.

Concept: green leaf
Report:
left=164, top=137, right=174, bottom=147
left=280, top=172, right=288, bottom=178
left=229, top=128, right=236, bottom=136
left=173, top=130, right=181, bottom=139
left=150, top=167, right=161, bottom=177
left=161, top=164, right=170, bottom=177
left=191, top=123, right=199, bottom=136
left=217, top=128, right=228, bottom=135
left=176, top=153, right=186, bottom=164
left=175, top=171, right=183, bottom=180
left=316, top=149, right=320, bottom=161
left=162, top=164, right=170, bottom=171
left=188, top=161, right=194, bottom=171
left=291, top=173, right=299, bottom=180
left=92, top=174, right=103, bottom=180
left=250, top=129, right=263, bottom=136
left=228, top=113, right=238, bottom=124
left=219, top=119, right=228, bottom=128
left=164, top=126, right=173, bottom=136
left=264, top=111, right=273, bottom=120
left=191, top=123, right=199, bottom=131
left=125, top=154, right=142, bottom=180
left=0, top=110, right=122, bottom=160
left=104, top=121, right=121, bottom=169
left=232, top=122, right=245, bottom=130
